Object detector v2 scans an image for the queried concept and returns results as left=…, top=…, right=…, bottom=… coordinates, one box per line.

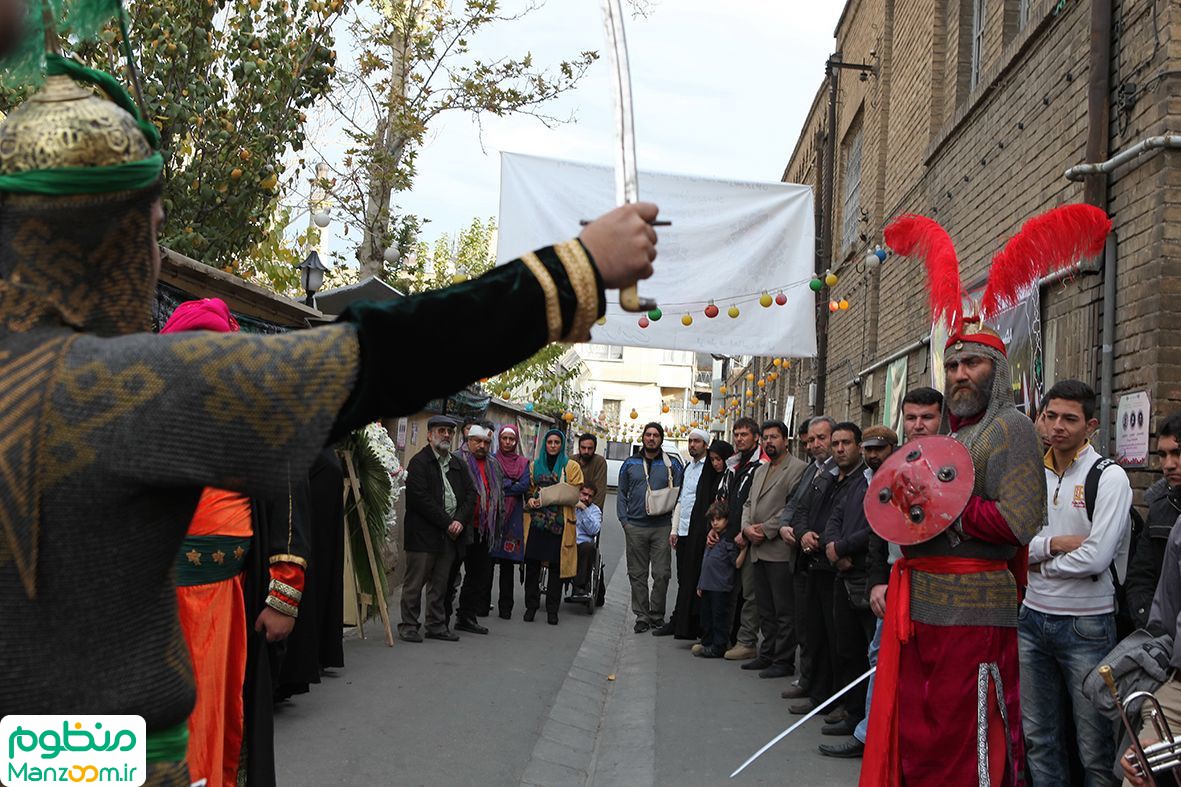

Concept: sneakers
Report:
left=691, top=643, right=705, bottom=656
left=818, top=738, right=865, bottom=758
left=399, top=629, right=423, bottom=643
left=634, top=620, right=651, bottom=634
left=651, top=622, right=676, bottom=637
left=723, top=643, right=757, bottom=661
left=695, top=647, right=724, bottom=659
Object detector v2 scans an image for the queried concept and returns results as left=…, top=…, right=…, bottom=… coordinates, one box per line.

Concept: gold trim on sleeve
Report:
left=553, top=239, right=599, bottom=343
left=520, top=252, right=562, bottom=343
left=269, top=553, right=308, bottom=569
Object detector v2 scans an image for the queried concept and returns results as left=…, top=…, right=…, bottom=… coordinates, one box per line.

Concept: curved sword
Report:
left=601, top=0, right=657, bottom=312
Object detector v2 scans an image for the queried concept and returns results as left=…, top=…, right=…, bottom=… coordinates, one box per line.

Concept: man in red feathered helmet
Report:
left=861, top=205, right=1110, bottom=787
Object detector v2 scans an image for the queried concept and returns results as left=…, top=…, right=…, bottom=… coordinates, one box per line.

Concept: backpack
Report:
left=1083, top=457, right=1144, bottom=637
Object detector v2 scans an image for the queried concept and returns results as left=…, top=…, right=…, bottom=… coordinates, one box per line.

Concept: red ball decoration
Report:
left=775, top=292, right=788, bottom=306
left=704, top=303, right=719, bottom=319
left=639, top=316, right=650, bottom=328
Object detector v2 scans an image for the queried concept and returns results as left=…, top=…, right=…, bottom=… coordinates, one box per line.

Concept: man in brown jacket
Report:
left=739, top=420, right=808, bottom=678
left=576, top=433, right=609, bottom=510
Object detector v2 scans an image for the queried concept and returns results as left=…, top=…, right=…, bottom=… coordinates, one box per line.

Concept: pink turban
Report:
left=161, top=298, right=240, bottom=335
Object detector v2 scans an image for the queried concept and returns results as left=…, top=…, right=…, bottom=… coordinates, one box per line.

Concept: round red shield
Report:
left=863, top=436, right=975, bottom=545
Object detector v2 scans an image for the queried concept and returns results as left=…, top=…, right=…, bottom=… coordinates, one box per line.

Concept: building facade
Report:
left=738, top=0, right=1177, bottom=487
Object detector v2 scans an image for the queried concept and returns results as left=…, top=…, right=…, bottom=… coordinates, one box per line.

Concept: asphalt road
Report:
left=274, top=494, right=860, bottom=786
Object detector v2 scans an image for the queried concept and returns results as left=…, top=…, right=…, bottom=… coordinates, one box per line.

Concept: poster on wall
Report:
left=395, top=417, right=408, bottom=450
left=1116, top=391, right=1151, bottom=468
left=929, top=288, right=1042, bottom=415
left=883, top=357, right=908, bottom=438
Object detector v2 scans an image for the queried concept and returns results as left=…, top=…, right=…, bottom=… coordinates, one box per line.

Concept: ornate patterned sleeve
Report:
left=331, top=239, right=604, bottom=438
left=52, top=325, right=360, bottom=500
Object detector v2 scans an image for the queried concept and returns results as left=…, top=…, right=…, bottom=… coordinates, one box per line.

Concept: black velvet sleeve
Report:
left=330, top=241, right=605, bottom=440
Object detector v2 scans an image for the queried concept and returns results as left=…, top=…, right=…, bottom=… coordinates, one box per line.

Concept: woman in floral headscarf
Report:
left=523, top=428, right=583, bottom=625
left=489, top=424, right=531, bottom=619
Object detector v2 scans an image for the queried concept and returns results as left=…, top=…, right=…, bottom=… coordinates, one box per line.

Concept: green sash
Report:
left=174, top=536, right=250, bottom=586
left=146, top=721, right=188, bottom=764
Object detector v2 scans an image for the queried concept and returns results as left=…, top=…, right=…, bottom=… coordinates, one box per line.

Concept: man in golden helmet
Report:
left=0, top=7, right=660, bottom=785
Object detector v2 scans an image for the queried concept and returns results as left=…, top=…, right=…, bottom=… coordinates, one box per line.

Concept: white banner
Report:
left=496, top=153, right=818, bottom=358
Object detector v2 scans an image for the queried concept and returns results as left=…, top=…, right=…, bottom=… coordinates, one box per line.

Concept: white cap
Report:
left=468, top=425, right=492, bottom=440
left=689, top=428, right=711, bottom=444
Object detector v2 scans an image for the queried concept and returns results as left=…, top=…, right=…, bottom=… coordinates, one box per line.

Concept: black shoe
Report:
left=789, top=700, right=817, bottom=715
left=547, top=612, right=559, bottom=625
left=523, top=609, right=537, bottom=622
left=634, top=620, right=650, bottom=634
left=498, top=610, right=512, bottom=620
left=758, top=664, right=793, bottom=679
left=424, top=629, right=460, bottom=642
left=651, top=622, right=675, bottom=637
left=821, top=720, right=859, bottom=737
left=700, top=647, right=724, bottom=659
left=399, top=629, right=423, bottom=643
left=740, top=657, right=773, bottom=671
left=818, top=738, right=865, bottom=758
left=455, top=619, right=489, bottom=635
left=781, top=684, right=809, bottom=700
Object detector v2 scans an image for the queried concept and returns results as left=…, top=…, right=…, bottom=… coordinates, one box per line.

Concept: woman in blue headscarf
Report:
left=523, top=428, right=583, bottom=625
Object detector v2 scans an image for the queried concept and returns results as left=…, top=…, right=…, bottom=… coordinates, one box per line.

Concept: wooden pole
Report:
left=342, top=481, right=367, bottom=639
left=342, top=450, right=395, bottom=647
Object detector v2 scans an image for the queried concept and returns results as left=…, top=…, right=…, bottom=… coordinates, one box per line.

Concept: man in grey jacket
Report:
left=741, top=420, right=808, bottom=678
left=617, top=422, right=684, bottom=633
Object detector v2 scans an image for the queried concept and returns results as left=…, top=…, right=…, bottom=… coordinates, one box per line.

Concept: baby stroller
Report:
left=563, top=533, right=607, bottom=614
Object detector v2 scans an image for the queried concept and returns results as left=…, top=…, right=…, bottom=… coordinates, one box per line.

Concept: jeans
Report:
left=623, top=524, right=672, bottom=626
left=1018, top=605, right=1119, bottom=787
left=699, top=589, right=731, bottom=651
left=854, top=618, right=883, bottom=744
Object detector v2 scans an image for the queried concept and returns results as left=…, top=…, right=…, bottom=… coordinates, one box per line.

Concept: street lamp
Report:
left=297, top=250, right=329, bottom=307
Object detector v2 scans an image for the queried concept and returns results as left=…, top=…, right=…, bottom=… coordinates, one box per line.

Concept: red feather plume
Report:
left=981, top=204, right=1111, bottom=320
left=883, top=214, right=963, bottom=329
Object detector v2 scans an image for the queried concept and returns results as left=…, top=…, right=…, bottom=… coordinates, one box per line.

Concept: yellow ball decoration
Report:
left=728, top=305, right=740, bottom=319
left=596, top=316, right=607, bottom=326
left=629, top=409, right=639, bottom=420
left=563, top=411, right=575, bottom=422
left=745, top=389, right=754, bottom=397
left=452, top=273, right=469, bottom=285
left=720, top=385, right=728, bottom=395
left=681, top=314, right=693, bottom=326
left=662, top=404, right=671, bottom=414
left=757, top=379, right=766, bottom=388
left=746, top=373, right=755, bottom=382
left=759, top=292, right=773, bottom=308
left=690, top=421, right=699, bottom=428
left=772, top=358, right=782, bottom=367
left=839, top=299, right=850, bottom=310
left=690, top=396, right=700, bottom=405
left=825, top=272, right=839, bottom=287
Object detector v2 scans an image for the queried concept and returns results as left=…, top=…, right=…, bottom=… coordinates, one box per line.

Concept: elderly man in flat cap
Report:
left=400, top=416, right=477, bottom=642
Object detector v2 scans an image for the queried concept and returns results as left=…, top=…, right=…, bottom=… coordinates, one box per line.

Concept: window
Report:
left=583, top=344, right=623, bottom=361
left=971, top=0, right=986, bottom=88
left=1018, top=0, right=1033, bottom=31
left=840, top=125, right=863, bottom=252
left=606, top=441, right=631, bottom=460
left=661, top=349, right=691, bottom=365
left=602, top=399, right=622, bottom=424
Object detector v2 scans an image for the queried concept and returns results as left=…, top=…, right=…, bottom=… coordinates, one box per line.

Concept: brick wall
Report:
left=768, top=0, right=1180, bottom=489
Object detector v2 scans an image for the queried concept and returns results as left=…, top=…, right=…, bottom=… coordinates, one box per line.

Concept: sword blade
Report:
left=730, top=665, right=877, bottom=778
left=601, top=0, right=638, bottom=206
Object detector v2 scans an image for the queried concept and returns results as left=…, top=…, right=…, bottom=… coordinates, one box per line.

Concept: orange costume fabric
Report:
left=177, top=488, right=253, bottom=787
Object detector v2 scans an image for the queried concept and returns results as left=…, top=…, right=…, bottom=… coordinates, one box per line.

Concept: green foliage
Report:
left=0, top=0, right=346, bottom=274
left=325, top=0, right=598, bottom=279
left=342, top=435, right=392, bottom=605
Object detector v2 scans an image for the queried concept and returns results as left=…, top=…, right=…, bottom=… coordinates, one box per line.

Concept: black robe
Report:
left=275, top=448, right=346, bottom=700
left=241, top=483, right=312, bottom=787
left=672, top=443, right=733, bottom=638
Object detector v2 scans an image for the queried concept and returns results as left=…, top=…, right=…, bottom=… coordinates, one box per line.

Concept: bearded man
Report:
left=861, top=325, right=1044, bottom=786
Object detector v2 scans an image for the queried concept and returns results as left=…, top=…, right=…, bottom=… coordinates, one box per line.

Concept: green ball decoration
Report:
left=809, top=278, right=823, bottom=292
left=647, top=308, right=663, bottom=321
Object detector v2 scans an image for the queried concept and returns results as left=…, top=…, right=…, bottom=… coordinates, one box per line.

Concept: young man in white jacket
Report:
left=1020, top=379, right=1132, bottom=787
